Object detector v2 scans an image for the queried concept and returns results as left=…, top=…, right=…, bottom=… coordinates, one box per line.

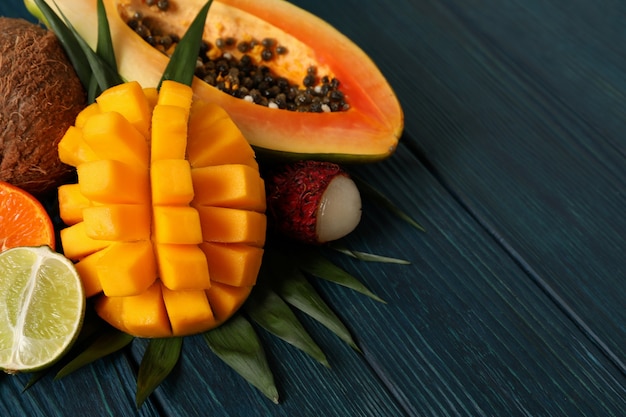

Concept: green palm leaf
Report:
left=136, top=337, right=183, bottom=408
left=203, top=314, right=279, bottom=403
left=329, top=242, right=411, bottom=264
left=293, top=249, right=386, bottom=303
left=159, top=0, right=213, bottom=88
left=266, top=252, right=361, bottom=352
left=55, top=326, right=133, bottom=379
left=245, top=285, right=329, bottom=367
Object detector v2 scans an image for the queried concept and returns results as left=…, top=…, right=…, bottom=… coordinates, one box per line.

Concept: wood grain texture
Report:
left=1, top=0, right=625, bottom=416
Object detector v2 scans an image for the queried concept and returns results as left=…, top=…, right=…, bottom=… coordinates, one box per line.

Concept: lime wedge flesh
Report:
left=0, top=246, right=85, bottom=373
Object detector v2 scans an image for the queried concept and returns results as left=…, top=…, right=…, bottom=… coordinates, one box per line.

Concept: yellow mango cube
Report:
left=74, top=249, right=105, bottom=297
left=82, top=204, right=151, bottom=241
left=77, top=159, right=150, bottom=204
left=75, top=102, right=101, bottom=128
left=94, top=296, right=128, bottom=334
left=152, top=206, right=202, bottom=244
left=151, top=104, right=188, bottom=161
left=96, top=81, right=151, bottom=138
left=150, top=159, right=194, bottom=206
left=143, top=87, right=158, bottom=112
left=60, top=222, right=112, bottom=259
left=155, top=244, right=211, bottom=290
left=200, top=242, right=263, bottom=287
left=162, top=285, right=215, bottom=336
left=205, top=282, right=252, bottom=323
left=58, top=183, right=91, bottom=225
left=196, top=206, right=266, bottom=247
left=82, top=111, right=149, bottom=168
left=95, top=282, right=172, bottom=337
left=191, top=164, right=266, bottom=212
left=187, top=102, right=257, bottom=169
left=157, top=80, right=193, bottom=110
left=58, top=126, right=98, bottom=167
left=96, top=241, right=157, bottom=297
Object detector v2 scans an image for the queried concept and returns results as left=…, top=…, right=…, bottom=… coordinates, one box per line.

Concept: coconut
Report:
left=0, top=17, right=85, bottom=195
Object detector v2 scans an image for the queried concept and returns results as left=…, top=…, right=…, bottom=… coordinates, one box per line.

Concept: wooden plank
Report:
left=0, top=357, right=160, bottom=416
left=294, top=0, right=626, bottom=368
left=341, top=149, right=626, bottom=416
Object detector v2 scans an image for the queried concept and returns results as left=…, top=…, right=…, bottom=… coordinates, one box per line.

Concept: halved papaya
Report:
left=27, top=0, right=403, bottom=162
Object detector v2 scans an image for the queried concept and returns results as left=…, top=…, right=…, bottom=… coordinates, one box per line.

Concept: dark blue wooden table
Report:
left=1, top=0, right=625, bottom=415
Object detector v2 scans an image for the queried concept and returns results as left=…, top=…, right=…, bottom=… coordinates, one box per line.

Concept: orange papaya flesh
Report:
left=58, top=80, right=266, bottom=337
left=33, top=0, right=403, bottom=162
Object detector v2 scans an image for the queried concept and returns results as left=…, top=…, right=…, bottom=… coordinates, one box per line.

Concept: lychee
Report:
left=265, top=160, right=362, bottom=244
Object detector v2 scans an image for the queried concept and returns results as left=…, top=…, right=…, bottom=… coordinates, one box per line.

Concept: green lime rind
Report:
left=0, top=246, right=85, bottom=374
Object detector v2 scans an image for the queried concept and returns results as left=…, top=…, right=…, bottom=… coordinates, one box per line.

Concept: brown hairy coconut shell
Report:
left=0, top=17, right=85, bottom=195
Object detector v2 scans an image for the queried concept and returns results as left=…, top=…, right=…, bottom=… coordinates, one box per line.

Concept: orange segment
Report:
left=0, top=181, right=55, bottom=252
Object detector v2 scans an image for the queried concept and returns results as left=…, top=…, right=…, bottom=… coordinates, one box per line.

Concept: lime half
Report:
left=0, top=246, right=85, bottom=373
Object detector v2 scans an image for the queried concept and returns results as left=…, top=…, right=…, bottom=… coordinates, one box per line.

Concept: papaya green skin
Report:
left=25, top=0, right=404, bottom=163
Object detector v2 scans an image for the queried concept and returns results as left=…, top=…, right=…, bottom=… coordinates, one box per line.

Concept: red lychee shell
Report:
left=265, top=160, right=347, bottom=244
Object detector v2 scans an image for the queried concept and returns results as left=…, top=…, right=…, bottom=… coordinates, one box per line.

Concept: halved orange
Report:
left=0, top=181, right=56, bottom=252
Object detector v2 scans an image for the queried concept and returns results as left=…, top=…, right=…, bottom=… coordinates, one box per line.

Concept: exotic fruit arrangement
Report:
left=1, top=0, right=413, bottom=408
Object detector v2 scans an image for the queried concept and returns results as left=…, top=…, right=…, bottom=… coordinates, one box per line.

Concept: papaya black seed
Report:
left=310, top=101, right=323, bottom=113
left=303, top=74, right=316, bottom=88
left=237, top=41, right=251, bottom=53
left=124, top=14, right=348, bottom=112
left=261, top=49, right=274, bottom=61
left=261, top=38, right=276, bottom=48
left=329, top=90, right=344, bottom=101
